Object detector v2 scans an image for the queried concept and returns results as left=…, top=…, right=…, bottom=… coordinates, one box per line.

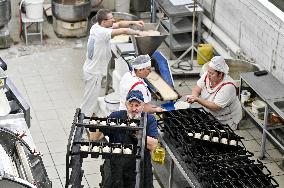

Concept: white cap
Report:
left=208, top=56, right=229, bottom=74
left=131, top=55, right=151, bottom=70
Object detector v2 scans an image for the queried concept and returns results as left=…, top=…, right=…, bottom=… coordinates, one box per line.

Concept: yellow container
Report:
left=152, top=143, right=165, bottom=165
left=197, top=44, right=214, bottom=65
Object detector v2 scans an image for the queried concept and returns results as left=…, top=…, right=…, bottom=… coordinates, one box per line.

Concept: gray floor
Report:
left=1, top=2, right=284, bottom=187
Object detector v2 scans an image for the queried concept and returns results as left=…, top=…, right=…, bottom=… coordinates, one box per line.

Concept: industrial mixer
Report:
left=0, top=0, right=11, bottom=48
left=52, top=0, right=91, bottom=37
left=0, top=59, right=52, bottom=188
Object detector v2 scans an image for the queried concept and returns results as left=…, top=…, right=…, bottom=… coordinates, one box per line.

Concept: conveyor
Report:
left=0, top=58, right=52, bottom=188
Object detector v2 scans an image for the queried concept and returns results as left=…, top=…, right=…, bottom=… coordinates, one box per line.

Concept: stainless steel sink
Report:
left=274, top=101, right=284, bottom=112
left=268, top=99, right=284, bottom=121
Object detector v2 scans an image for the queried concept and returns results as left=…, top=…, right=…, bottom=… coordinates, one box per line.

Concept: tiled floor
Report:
left=5, top=47, right=164, bottom=187
left=2, top=1, right=284, bottom=187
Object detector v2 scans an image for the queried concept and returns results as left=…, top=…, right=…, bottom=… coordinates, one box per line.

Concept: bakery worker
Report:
left=99, top=90, right=158, bottom=188
left=119, top=54, right=164, bottom=113
left=186, top=56, right=242, bottom=130
left=81, top=9, right=146, bottom=117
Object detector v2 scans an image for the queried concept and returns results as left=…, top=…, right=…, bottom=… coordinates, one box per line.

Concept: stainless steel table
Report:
left=240, top=72, right=284, bottom=160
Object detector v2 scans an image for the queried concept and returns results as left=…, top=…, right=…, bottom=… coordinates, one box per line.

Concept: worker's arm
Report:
left=143, top=103, right=164, bottom=113
left=147, top=136, right=158, bottom=151
left=146, top=114, right=159, bottom=151
left=185, top=85, right=201, bottom=103
left=194, top=97, right=222, bottom=111
left=114, top=20, right=144, bottom=28
left=191, top=85, right=202, bottom=97
left=187, top=94, right=222, bottom=111
left=186, top=85, right=221, bottom=111
left=88, top=129, right=105, bottom=140
left=111, top=28, right=145, bottom=38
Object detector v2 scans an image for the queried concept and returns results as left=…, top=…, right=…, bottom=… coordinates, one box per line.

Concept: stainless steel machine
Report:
left=0, top=0, right=11, bottom=48
left=0, top=59, right=52, bottom=188
left=0, top=127, right=52, bottom=188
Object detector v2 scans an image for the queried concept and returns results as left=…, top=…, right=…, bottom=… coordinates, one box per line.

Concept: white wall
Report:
left=199, top=0, right=284, bottom=83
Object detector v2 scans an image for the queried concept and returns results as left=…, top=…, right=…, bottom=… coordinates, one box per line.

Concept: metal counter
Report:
left=240, top=72, right=284, bottom=162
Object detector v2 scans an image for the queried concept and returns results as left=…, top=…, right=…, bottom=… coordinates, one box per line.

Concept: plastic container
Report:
left=197, top=44, right=213, bottom=65
left=104, top=92, right=120, bottom=113
left=252, top=100, right=266, bottom=114
left=23, top=0, right=44, bottom=20
left=240, top=90, right=251, bottom=104
left=151, top=143, right=165, bottom=164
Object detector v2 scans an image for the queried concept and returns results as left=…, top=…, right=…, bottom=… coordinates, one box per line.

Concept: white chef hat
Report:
left=208, top=56, right=229, bottom=74
left=131, top=55, right=151, bottom=70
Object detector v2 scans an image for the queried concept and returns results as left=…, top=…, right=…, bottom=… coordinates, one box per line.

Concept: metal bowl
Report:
left=52, top=0, right=91, bottom=22
left=0, top=0, right=11, bottom=27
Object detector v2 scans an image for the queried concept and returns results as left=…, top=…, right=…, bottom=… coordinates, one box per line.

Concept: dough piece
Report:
left=123, top=148, right=132, bottom=154
left=174, top=101, right=190, bottom=110
left=92, top=146, right=100, bottom=152
left=80, top=145, right=89, bottom=152
left=102, top=146, right=111, bottom=153
left=112, top=148, right=122, bottom=153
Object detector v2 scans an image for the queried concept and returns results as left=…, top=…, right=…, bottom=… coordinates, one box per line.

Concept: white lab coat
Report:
left=81, top=23, right=112, bottom=117
left=197, top=72, right=242, bottom=129
left=119, top=71, right=151, bottom=110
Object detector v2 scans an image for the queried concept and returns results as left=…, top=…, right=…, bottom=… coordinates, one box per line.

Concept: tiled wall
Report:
left=200, top=0, right=284, bottom=83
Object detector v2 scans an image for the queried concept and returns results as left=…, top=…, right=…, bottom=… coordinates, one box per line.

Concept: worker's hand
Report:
left=147, top=136, right=158, bottom=151
left=186, top=95, right=198, bottom=104
left=154, top=106, right=164, bottom=113
left=134, top=20, right=144, bottom=27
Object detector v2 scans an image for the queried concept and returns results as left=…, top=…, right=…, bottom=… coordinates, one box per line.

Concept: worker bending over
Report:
left=119, top=54, right=164, bottom=113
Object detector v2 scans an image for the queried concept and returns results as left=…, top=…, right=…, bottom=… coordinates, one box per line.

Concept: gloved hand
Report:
left=186, top=95, right=199, bottom=104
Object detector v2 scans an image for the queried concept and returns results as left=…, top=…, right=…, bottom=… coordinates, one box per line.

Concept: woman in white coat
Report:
left=186, top=56, right=242, bottom=130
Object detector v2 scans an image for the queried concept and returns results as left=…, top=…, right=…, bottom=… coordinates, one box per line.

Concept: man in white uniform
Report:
left=81, top=9, right=145, bottom=117
left=186, top=56, right=242, bottom=130
left=119, top=55, right=164, bottom=113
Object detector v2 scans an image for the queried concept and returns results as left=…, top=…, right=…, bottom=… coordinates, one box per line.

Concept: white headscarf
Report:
left=208, top=56, right=229, bottom=74
left=131, top=55, right=151, bottom=70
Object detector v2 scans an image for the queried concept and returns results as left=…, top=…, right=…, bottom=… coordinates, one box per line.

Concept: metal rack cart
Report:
left=65, top=108, right=147, bottom=188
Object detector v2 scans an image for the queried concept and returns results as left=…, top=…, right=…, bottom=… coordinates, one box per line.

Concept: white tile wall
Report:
left=201, top=0, right=284, bottom=83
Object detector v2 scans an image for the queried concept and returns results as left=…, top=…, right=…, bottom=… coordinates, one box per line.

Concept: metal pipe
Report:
left=202, top=15, right=242, bottom=55
left=150, top=0, right=156, bottom=23
left=202, top=31, right=232, bottom=59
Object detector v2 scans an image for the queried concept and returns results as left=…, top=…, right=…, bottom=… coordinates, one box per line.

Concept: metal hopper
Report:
left=131, top=23, right=169, bottom=56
